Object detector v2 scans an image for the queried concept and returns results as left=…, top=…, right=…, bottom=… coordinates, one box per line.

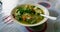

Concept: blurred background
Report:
left=1, top=0, right=60, bottom=32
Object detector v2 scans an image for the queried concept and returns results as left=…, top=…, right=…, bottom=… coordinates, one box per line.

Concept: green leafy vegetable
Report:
left=26, top=19, right=32, bottom=24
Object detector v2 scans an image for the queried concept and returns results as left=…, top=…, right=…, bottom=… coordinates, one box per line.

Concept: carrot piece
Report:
left=22, top=16, right=26, bottom=21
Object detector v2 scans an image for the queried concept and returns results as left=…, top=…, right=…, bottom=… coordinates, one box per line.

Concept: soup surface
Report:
left=12, top=4, right=44, bottom=24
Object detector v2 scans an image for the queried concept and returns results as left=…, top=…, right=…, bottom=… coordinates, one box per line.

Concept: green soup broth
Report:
left=12, top=4, right=44, bottom=24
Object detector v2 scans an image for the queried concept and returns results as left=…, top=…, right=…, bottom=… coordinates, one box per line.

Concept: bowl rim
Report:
left=10, top=3, right=49, bottom=26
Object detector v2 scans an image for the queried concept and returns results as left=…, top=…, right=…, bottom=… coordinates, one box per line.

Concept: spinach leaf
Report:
left=17, top=8, right=24, bottom=15
left=18, top=17, right=22, bottom=21
left=25, top=8, right=31, bottom=13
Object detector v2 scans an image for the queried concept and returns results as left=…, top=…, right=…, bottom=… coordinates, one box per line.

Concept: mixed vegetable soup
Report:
left=12, top=4, right=44, bottom=24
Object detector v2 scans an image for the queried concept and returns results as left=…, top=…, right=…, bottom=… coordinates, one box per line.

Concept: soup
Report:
left=12, top=4, right=44, bottom=24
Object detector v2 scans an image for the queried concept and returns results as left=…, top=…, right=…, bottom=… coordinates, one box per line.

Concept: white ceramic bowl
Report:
left=11, top=3, right=49, bottom=26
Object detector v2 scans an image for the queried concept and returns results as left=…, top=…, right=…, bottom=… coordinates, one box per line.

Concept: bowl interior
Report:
left=11, top=3, right=49, bottom=26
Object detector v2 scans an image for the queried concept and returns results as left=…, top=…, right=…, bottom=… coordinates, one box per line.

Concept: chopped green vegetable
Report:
left=25, top=8, right=31, bottom=13
left=32, top=6, right=35, bottom=8
left=25, top=18, right=33, bottom=24
left=37, top=13, right=40, bottom=15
